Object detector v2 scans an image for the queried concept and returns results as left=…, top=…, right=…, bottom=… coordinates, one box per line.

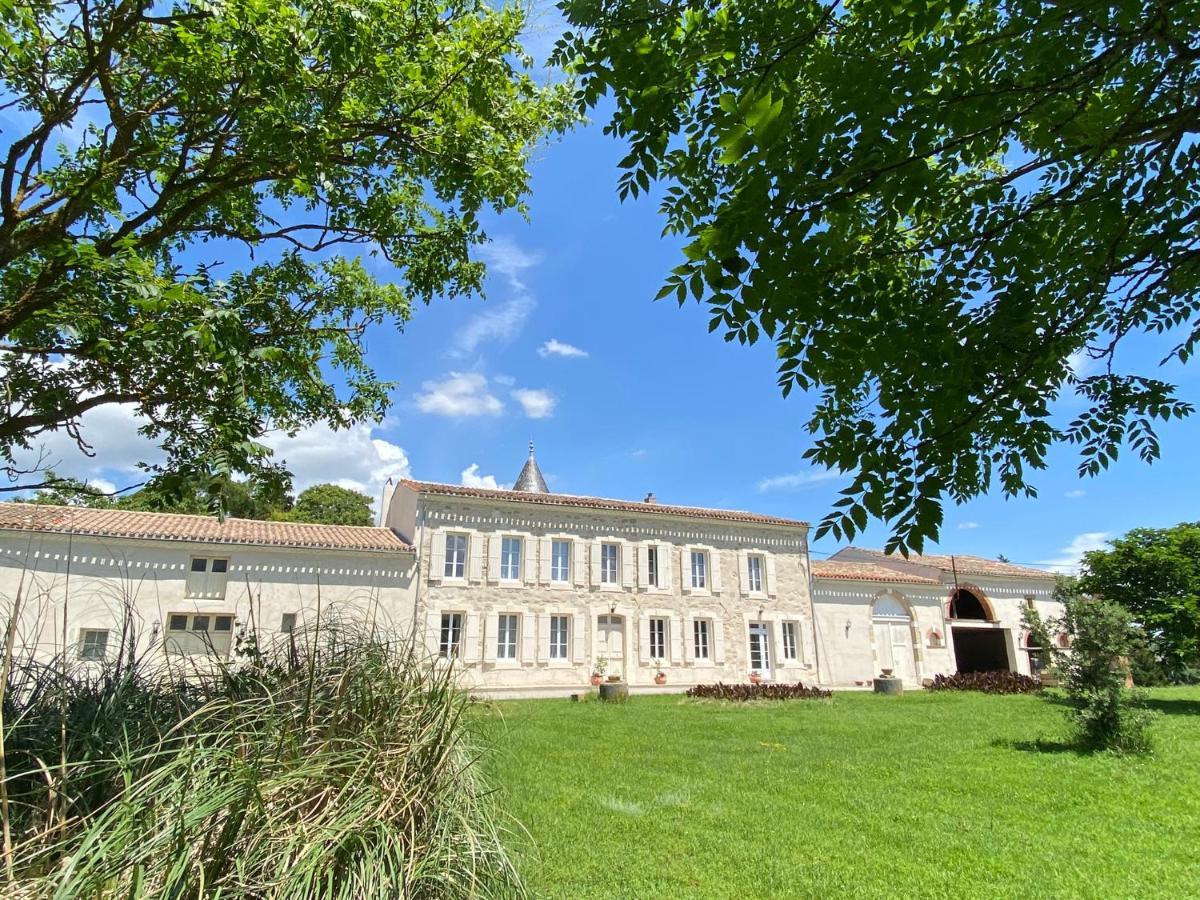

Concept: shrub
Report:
left=924, top=671, right=1043, bottom=695
left=3, top=624, right=522, bottom=897
left=686, top=682, right=832, bottom=701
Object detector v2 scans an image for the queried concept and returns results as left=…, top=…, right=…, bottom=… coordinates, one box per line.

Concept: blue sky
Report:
left=14, top=9, right=1200, bottom=573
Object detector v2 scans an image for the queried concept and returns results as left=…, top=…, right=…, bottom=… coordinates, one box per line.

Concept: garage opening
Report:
left=952, top=628, right=1011, bottom=673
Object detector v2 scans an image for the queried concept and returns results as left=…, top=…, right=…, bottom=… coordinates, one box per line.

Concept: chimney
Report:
left=643, top=491, right=657, bottom=504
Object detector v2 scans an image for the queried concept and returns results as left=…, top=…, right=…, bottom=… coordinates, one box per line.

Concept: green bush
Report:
left=3, top=625, right=522, bottom=897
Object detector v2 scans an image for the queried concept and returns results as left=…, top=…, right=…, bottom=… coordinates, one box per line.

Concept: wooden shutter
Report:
left=710, top=549, right=723, bottom=594
left=683, top=616, right=695, bottom=662
left=670, top=614, right=683, bottom=663
left=713, top=618, right=726, bottom=664
left=737, top=549, right=749, bottom=594
left=590, top=541, right=603, bottom=587
left=424, top=612, right=441, bottom=656
left=680, top=546, right=692, bottom=595
left=620, top=541, right=634, bottom=589
left=572, top=539, right=586, bottom=586
left=483, top=613, right=498, bottom=662
left=523, top=536, right=536, bottom=585
left=428, top=529, right=445, bottom=583
left=468, top=532, right=484, bottom=582
left=487, top=535, right=501, bottom=584
left=774, top=620, right=789, bottom=668
left=539, top=538, right=552, bottom=584
left=463, top=612, right=481, bottom=663
left=638, top=615, right=652, bottom=664
left=521, top=613, right=536, bottom=662
left=572, top=612, right=586, bottom=662
left=637, top=543, right=650, bottom=590
left=538, top=613, right=551, bottom=661
left=765, top=554, right=778, bottom=597
left=658, top=543, right=673, bottom=590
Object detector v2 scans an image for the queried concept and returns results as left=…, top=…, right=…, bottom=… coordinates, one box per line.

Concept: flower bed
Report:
left=686, top=682, right=832, bottom=701
left=924, top=671, right=1043, bottom=694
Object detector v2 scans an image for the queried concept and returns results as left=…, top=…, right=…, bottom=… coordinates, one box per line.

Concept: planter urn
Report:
left=654, top=673, right=667, bottom=685
left=590, top=674, right=602, bottom=686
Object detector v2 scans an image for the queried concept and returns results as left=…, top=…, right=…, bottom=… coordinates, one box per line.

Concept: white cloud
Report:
left=452, top=295, right=536, bottom=357
left=1067, top=348, right=1099, bottom=380
left=460, top=464, right=504, bottom=490
left=1038, top=531, right=1110, bottom=574
left=1064, top=489, right=1087, bottom=499
left=957, top=521, right=981, bottom=530
left=538, top=339, right=588, bottom=359
left=414, top=372, right=503, bottom=417
left=263, top=422, right=411, bottom=504
left=88, top=477, right=118, bottom=496
left=757, top=468, right=841, bottom=492
left=630, top=449, right=647, bottom=458
left=479, top=235, right=542, bottom=291
left=493, top=373, right=516, bottom=387
left=512, top=388, right=556, bottom=419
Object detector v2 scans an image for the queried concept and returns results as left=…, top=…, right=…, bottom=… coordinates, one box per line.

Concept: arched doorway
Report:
left=948, top=587, right=1012, bottom=673
left=872, top=594, right=918, bottom=684
left=948, top=587, right=991, bottom=620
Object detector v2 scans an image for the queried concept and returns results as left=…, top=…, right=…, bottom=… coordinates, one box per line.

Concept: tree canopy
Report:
left=1, top=0, right=572, bottom=495
left=555, top=0, right=1199, bottom=552
left=1079, top=522, right=1200, bottom=677
left=286, top=483, right=374, bottom=526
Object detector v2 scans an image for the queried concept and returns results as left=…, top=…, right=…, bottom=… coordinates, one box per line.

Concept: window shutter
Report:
left=483, top=613, right=498, bottom=663
left=590, top=541, right=603, bottom=587
left=710, top=549, right=723, bottom=594
left=683, top=616, right=695, bottom=662
left=713, top=618, right=726, bottom=664
left=521, top=613, right=536, bottom=662
left=487, top=535, right=502, bottom=584
left=463, top=612, right=481, bottom=663
left=572, top=612, right=586, bottom=663
left=639, top=615, right=652, bottom=664
left=680, top=546, right=692, bottom=595
left=737, top=549, right=749, bottom=593
left=429, top=529, right=445, bottom=583
left=468, top=533, right=484, bottom=582
left=670, top=614, right=683, bottom=663
left=539, top=538, right=552, bottom=584
left=637, top=543, right=650, bottom=590
left=424, top=612, right=441, bottom=656
left=800, top=620, right=814, bottom=665
left=620, top=541, right=634, bottom=588
left=765, top=554, right=778, bottom=597
left=538, top=613, right=551, bottom=661
left=658, top=543, right=673, bottom=590
left=572, top=539, right=586, bottom=586
left=523, top=536, right=536, bottom=585
left=774, top=620, right=789, bottom=668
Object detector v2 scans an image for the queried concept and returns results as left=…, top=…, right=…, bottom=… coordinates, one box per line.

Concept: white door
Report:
left=875, top=620, right=917, bottom=683
left=748, top=623, right=772, bottom=681
left=597, top=615, right=625, bottom=680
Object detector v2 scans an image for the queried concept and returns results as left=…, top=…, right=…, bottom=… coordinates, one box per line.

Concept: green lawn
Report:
left=484, top=688, right=1200, bottom=899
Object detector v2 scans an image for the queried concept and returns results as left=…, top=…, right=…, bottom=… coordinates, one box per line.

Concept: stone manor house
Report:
left=0, top=446, right=1061, bottom=696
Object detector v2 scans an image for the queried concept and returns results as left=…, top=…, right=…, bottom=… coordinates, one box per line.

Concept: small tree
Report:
left=1051, top=579, right=1155, bottom=754
left=1020, top=602, right=1053, bottom=676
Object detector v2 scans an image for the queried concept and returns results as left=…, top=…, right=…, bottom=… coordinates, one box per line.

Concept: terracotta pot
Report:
left=880, top=668, right=894, bottom=677
left=590, top=674, right=602, bottom=686
left=607, top=674, right=621, bottom=683
left=654, top=673, right=667, bottom=685
left=749, top=674, right=762, bottom=685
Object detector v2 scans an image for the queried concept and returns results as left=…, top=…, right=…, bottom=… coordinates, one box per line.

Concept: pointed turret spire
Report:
left=513, top=440, right=549, bottom=493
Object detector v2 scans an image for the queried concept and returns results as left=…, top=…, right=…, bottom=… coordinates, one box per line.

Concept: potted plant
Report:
left=591, top=656, right=607, bottom=687
left=653, top=659, right=667, bottom=685
left=749, top=670, right=762, bottom=685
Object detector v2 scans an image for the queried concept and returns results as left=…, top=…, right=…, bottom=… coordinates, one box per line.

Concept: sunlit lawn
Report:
left=484, top=687, right=1200, bottom=899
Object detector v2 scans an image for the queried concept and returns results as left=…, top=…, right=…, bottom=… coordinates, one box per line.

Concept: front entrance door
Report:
left=875, top=620, right=917, bottom=683
left=748, top=623, right=772, bottom=681
left=597, top=615, right=625, bottom=680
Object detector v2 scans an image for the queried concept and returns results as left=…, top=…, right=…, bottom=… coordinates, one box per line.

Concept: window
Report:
left=500, top=537, right=522, bottom=581
left=280, top=613, right=297, bottom=633
left=551, top=540, right=571, bottom=583
left=649, top=617, right=667, bottom=659
left=647, top=546, right=659, bottom=588
left=186, top=557, right=230, bottom=599
left=693, top=619, right=710, bottom=660
left=439, top=613, right=463, bottom=658
left=601, top=543, right=619, bottom=584
left=550, top=615, right=569, bottom=660
left=497, top=614, right=519, bottom=659
left=690, top=550, right=707, bottom=590
left=79, top=629, right=109, bottom=661
left=781, top=621, right=799, bottom=662
left=747, top=555, right=763, bottom=593
left=444, top=533, right=467, bottom=579
left=165, top=612, right=235, bottom=655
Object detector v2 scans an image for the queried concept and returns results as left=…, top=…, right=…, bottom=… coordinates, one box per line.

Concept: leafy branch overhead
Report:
left=556, top=0, right=1199, bottom=552
left=0, top=0, right=574, bottom=495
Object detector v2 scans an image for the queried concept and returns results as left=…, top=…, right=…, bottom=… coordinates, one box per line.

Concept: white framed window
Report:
left=693, top=619, right=710, bottom=660
left=647, top=546, right=659, bottom=588
left=497, top=614, right=519, bottom=659
left=185, top=557, right=229, bottom=599
left=439, top=612, right=463, bottom=658
left=79, top=629, right=109, bottom=661
left=500, top=537, right=522, bottom=582
left=165, top=612, right=234, bottom=655
left=747, top=555, right=764, bottom=593
left=649, top=617, right=667, bottom=659
left=690, top=550, right=707, bottom=590
left=782, top=621, right=798, bottom=662
left=444, top=533, right=468, bottom=579
left=601, top=543, right=619, bottom=584
left=551, top=540, right=571, bottom=583
left=280, top=613, right=297, bottom=633
left=550, top=615, right=569, bottom=660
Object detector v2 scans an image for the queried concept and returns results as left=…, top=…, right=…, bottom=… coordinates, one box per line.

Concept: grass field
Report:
left=485, top=688, right=1200, bottom=899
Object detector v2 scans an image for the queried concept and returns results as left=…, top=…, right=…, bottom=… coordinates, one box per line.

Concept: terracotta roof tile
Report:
left=0, top=503, right=411, bottom=553
left=400, top=480, right=807, bottom=528
left=843, top=547, right=1054, bottom=580
left=811, top=560, right=942, bottom=585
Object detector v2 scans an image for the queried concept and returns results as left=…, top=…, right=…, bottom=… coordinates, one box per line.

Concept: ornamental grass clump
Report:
left=686, top=682, right=832, bottom=702
left=2, top=623, right=523, bottom=898
left=924, top=671, right=1044, bottom=695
